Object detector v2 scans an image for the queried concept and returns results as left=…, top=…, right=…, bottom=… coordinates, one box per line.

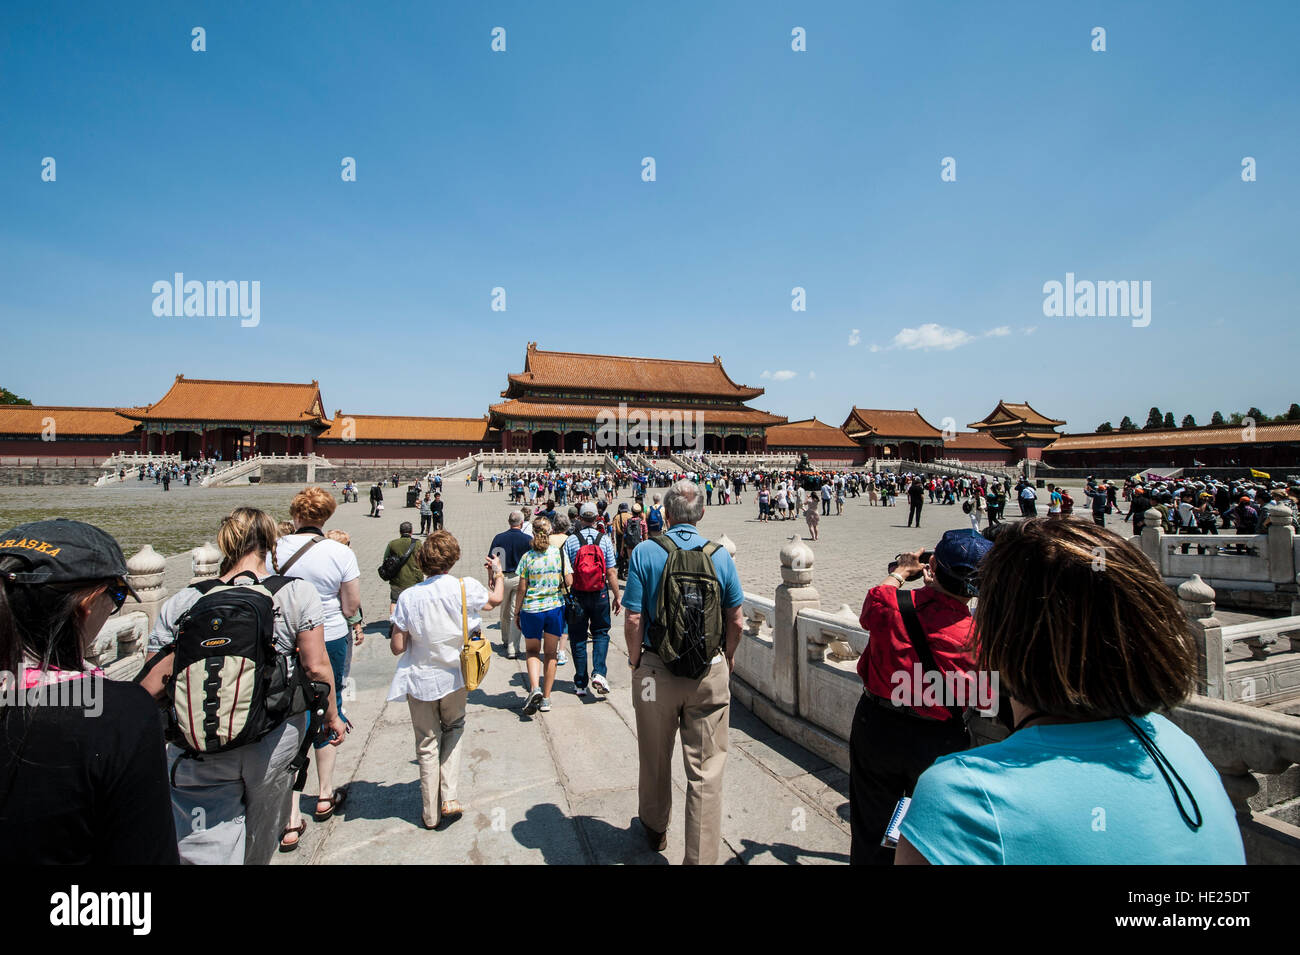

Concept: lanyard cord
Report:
left=1122, top=715, right=1203, bottom=831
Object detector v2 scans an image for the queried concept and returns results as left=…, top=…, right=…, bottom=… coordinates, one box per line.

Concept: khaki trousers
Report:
left=631, top=651, right=730, bottom=865
left=500, top=573, right=521, bottom=654
left=407, top=688, right=468, bottom=828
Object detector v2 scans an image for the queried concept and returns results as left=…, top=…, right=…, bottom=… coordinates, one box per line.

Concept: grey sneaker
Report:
left=575, top=686, right=587, bottom=697
left=523, top=688, right=543, bottom=715
left=539, top=697, right=552, bottom=712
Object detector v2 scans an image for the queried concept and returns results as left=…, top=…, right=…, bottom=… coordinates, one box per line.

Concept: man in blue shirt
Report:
left=488, top=510, right=535, bottom=658
left=622, top=480, right=744, bottom=865
left=562, top=503, right=622, bottom=697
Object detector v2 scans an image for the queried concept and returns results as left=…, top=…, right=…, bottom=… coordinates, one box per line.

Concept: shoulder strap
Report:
left=277, top=535, right=325, bottom=577
left=460, top=579, right=469, bottom=646
left=895, top=589, right=963, bottom=724
left=401, top=537, right=418, bottom=563
left=653, top=533, right=678, bottom=555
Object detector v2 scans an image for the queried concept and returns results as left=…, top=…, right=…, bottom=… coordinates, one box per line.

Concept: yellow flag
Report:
left=1250, top=468, right=1270, bottom=479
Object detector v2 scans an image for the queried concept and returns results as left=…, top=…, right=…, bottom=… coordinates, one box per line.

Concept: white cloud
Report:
left=984, top=326, right=1011, bottom=337
left=890, top=323, right=974, bottom=351
left=1022, top=325, right=1038, bottom=336
left=869, top=344, right=881, bottom=353
left=848, top=328, right=861, bottom=346
left=760, top=369, right=797, bottom=381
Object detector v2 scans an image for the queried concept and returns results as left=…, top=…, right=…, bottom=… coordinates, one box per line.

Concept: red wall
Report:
left=0, top=438, right=136, bottom=458
left=316, top=441, right=485, bottom=461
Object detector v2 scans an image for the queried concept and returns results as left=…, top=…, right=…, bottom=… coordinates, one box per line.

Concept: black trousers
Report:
left=849, top=694, right=968, bottom=865
left=907, top=501, right=922, bottom=527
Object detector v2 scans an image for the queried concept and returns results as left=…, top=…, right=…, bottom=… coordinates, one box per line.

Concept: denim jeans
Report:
left=566, top=589, right=611, bottom=688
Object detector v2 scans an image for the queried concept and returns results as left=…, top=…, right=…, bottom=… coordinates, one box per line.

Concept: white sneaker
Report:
left=523, top=687, right=543, bottom=715
left=591, top=674, right=611, bottom=696
left=575, top=686, right=587, bottom=697
left=539, top=697, right=552, bottom=712
left=557, top=651, right=568, bottom=666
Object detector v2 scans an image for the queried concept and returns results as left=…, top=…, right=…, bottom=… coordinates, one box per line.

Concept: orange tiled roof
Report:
left=766, top=417, right=860, bottom=449
left=490, top=399, right=786, bottom=428
left=940, top=431, right=1010, bottom=451
left=969, top=400, right=1065, bottom=430
left=319, top=413, right=491, bottom=443
left=1050, top=422, right=1300, bottom=452
left=120, top=375, right=327, bottom=424
left=0, top=405, right=137, bottom=436
left=505, top=342, right=764, bottom=400
left=841, top=407, right=944, bottom=440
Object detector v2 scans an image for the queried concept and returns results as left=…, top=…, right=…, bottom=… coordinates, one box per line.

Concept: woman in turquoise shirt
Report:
left=898, top=518, right=1244, bottom=865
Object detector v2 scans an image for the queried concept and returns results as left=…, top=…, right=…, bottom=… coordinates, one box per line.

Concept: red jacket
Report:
left=857, top=584, right=978, bottom=722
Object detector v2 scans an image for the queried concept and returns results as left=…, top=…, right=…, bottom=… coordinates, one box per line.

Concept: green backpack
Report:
left=648, top=535, right=725, bottom=679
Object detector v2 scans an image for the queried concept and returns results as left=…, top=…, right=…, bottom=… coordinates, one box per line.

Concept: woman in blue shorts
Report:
left=513, top=517, right=565, bottom=715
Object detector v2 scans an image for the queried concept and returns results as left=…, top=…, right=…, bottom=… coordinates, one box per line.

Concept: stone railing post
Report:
left=774, top=536, right=819, bottom=714
left=1139, top=507, right=1166, bottom=568
left=1265, top=504, right=1296, bottom=586
left=126, top=544, right=167, bottom=636
left=1178, top=574, right=1225, bottom=699
left=190, top=541, right=221, bottom=583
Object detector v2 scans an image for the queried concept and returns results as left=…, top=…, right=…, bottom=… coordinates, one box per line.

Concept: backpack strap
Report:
left=895, top=589, right=964, bottom=725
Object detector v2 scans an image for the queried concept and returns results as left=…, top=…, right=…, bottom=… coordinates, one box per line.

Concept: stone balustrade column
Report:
left=1139, top=507, right=1166, bottom=567
left=190, top=541, right=221, bottom=583
left=126, top=544, right=167, bottom=635
left=1178, top=574, right=1224, bottom=699
left=774, top=536, right=819, bottom=714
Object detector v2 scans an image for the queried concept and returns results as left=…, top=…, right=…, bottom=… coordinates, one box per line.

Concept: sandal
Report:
left=278, top=820, right=307, bottom=852
left=440, top=800, right=463, bottom=823
left=314, top=786, right=348, bottom=821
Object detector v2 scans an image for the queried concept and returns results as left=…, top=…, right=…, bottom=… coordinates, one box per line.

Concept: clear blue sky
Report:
left=2, top=0, right=1296, bottom=433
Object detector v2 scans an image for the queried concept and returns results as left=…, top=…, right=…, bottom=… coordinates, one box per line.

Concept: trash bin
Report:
left=406, top=486, right=419, bottom=507
left=1036, top=479, right=1045, bottom=489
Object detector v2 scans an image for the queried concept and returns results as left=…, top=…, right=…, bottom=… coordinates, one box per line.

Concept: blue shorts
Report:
left=520, top=606, right=566, bottom=642
left=316, top=635, right=349, bottom=749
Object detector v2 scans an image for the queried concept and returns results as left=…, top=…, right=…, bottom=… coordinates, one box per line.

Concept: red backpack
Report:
left=571, top=527, right=608, bottom=592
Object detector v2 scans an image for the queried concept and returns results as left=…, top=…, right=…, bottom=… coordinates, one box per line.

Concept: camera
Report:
left=888, top=550, right=934, bottom=581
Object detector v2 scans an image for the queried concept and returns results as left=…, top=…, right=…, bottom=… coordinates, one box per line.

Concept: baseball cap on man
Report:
left=0, top=519, right=139, bottom=599
left=579, top=503, right=599, bottom=518
left=933, top=529, right=993, bottom=598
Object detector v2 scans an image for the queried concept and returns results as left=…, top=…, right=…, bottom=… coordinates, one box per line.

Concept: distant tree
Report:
left=1163, top=412, right=1175, bottom=428
left=1119, top=416, right=1137, bottom=432
left=1244, top=407, right=1266, bottom=425
left=1096, top=421, right=1114, bottom=433
left=1288, top=403, right=1300, bottom=421
left=1210, top=410, right=1225, bottom=426
left=1143, top=407, right=1164, bottom=430
left=1229, top=412, right=1245, bottom=426
left=0, top=386, right=31, bottom=405
left=1180, top=414, right=1197, bottom=428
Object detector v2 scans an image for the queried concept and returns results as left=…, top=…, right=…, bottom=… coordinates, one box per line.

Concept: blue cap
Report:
left=934, top=529, right=993, bottom=596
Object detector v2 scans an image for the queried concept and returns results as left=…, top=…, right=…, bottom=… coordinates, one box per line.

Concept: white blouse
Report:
left=387, top=575, right=489, bottom=703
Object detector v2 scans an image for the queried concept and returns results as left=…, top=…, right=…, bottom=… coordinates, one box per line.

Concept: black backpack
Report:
left=378, top=537, right=418, bottom=581
left=138, top=571, right=325, bottom=788
left=647, top=535, right=726, bottom=679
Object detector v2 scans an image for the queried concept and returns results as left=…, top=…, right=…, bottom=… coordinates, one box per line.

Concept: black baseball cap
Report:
left=0, top=519, right=140, bottom=599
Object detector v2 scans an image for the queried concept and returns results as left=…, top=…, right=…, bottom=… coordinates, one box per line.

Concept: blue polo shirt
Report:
left=562, top=526, right=618, bottom=578
left=623, top=524, right=744, bottom=638
left=489, top=528, right=534, bottom=573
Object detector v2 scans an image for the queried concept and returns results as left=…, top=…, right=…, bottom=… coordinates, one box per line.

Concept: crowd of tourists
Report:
left=0, top=461, right=1270, bottom=866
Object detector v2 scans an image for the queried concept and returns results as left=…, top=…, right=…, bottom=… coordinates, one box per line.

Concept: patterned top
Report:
left=515, top=546, right=565, bottom=612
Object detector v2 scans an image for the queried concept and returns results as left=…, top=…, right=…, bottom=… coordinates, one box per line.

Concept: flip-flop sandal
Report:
left=278, top=820, right=307, bottom=852
left=314, top=786, right=348, bottom=821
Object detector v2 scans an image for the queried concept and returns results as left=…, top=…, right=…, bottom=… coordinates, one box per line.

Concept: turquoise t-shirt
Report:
left=901, top=713, right=1244, bottom=865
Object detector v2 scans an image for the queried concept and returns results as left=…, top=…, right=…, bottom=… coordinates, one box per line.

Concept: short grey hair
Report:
left=551, top=513, right=570, bottom=534
left=508, top=510, right=524, bottom=527
left=664, top=480, right=705, bottom=525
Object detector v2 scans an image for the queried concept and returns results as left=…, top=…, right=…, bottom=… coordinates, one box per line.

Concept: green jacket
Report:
left=384, top=536, right=424, bottom=590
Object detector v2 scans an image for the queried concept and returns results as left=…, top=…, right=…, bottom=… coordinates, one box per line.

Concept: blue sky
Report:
left=2, top=0, right=1296, bottom=433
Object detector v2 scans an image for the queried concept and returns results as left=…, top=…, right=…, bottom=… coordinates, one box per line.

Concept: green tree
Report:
left=0, top=386, right=31, bottom=405
left=1287, top=403, right=1300, bottom=421
left=1180, top=414, right=1197, bottom=428
left=1119, top=416, right=1137, bottom=431
left=1143, top=407, right=1163, bottom=430
left=1246, top=407, right=1266, bottom=424
left=1096, top=421, right=1114, bottom=432
left=1210, top=410, right=1225, bottom=426
left=1163, top=411, right=1175, bottom=428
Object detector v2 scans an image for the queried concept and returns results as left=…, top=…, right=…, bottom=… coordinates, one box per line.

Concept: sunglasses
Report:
left=105, top=580, right=130, bottom=614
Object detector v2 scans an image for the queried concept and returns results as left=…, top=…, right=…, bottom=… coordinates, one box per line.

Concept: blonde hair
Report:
left=326, top=528, right=351, bottom=547
left=531, top=517, right=553, bottom=551
left=289, top=486, right=338, bottom=527
left=277, top=520, right=295, bottom=538
left=217, top=507, right=280, bottom=572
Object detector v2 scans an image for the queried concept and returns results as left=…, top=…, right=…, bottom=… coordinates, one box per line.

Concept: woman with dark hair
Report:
left=896, top=519, right=1244, bottom=865
left=0, top=520, right=178, bottom=863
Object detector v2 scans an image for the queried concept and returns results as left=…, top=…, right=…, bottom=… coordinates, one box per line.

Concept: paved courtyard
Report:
left=0, top=472, right=1114, bottom=864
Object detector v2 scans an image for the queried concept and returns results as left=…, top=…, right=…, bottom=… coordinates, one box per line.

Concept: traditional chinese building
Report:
left=765, top=417, right=864, bottom=464
left=317, top=413, right=494, bottom=462
left=0, top=405, right=138, bottom=459
left=967, top=400, right=1066, bottom=462
left=937, top=431, right=1016, bottom=465
left=487, top=343, right=785, bottom=453
left=117, top=375, right=331, bottom=458
left=1042, top=421, right=1300, bottom=471
left=840, top=407, right=945, bottom=462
